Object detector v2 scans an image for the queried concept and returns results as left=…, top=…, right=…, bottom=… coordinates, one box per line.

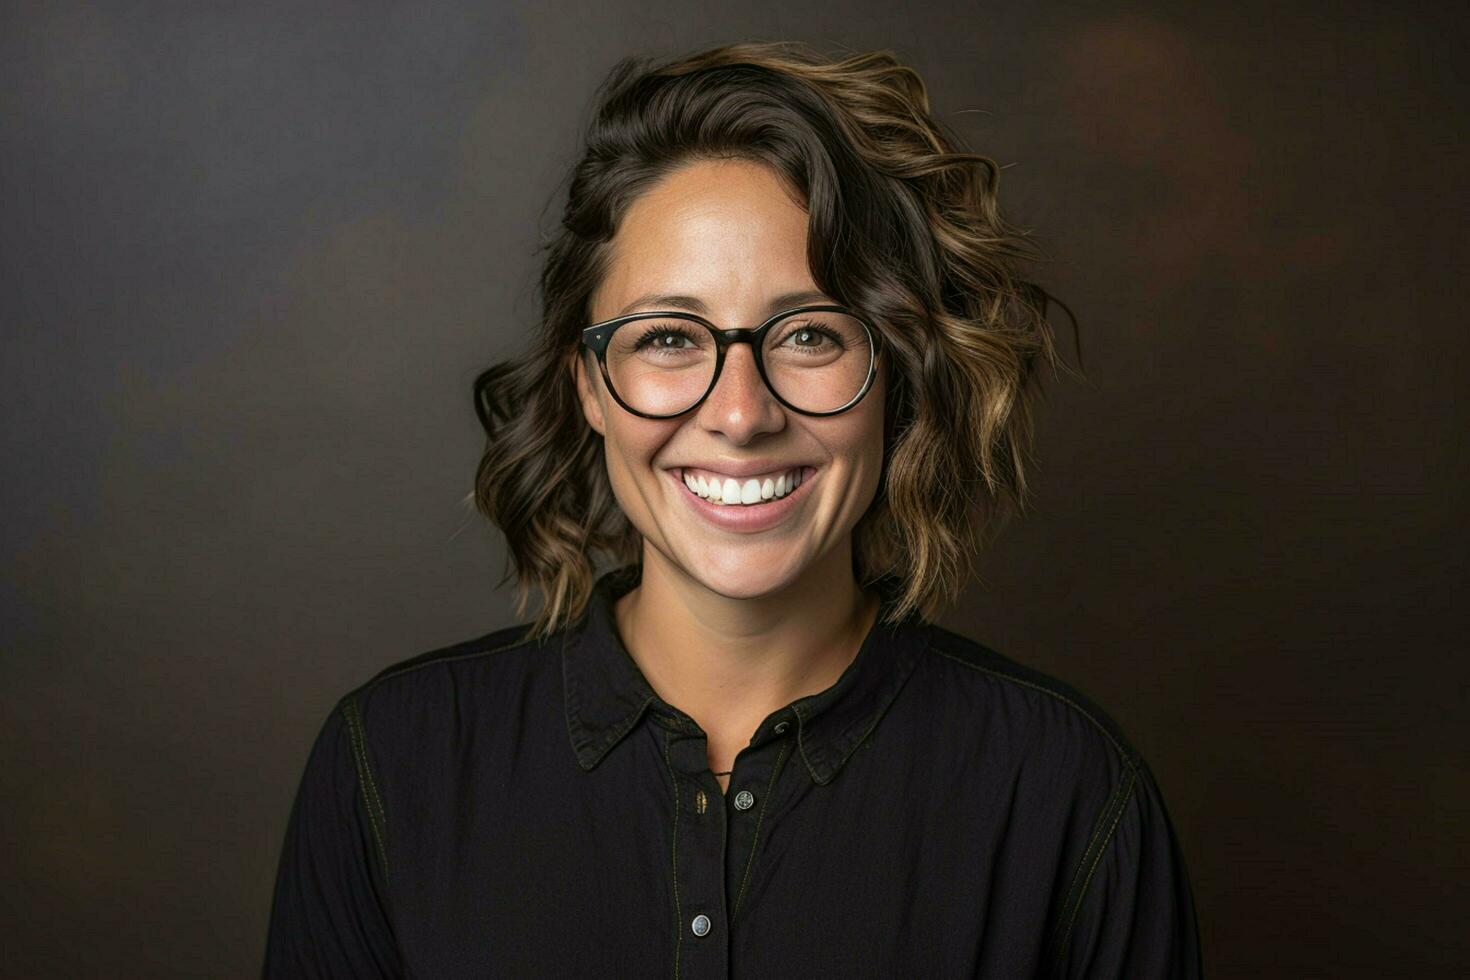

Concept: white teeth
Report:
left=684, top=468, right=806, bottom=505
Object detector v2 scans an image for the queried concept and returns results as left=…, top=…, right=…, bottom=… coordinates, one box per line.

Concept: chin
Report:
left=672, top=543, right=808, bottom=600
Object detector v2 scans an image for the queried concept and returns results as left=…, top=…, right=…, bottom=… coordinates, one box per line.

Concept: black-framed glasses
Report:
left=580, top=304, right=880, bottom=419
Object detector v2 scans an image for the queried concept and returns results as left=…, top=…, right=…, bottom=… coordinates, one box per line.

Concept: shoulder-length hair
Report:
left=473, top=40, right=1078, bottom=639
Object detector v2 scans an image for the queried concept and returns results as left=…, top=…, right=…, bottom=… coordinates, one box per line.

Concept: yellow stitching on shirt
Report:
left=352, top=701, right=391, bottom=864
left=342, top=697, right=390, bottom=886
left=929, top=643, right=1146, bottom=973
left=1055, top=767, right=1137, bottom=971
left=344, top=699, right=389, bottom=877
left=732, top=737, right=794, bottom=923
left=662, top=730, right=683, bottom=980
left=929, top=647, right=1137, bottom=769
left=1052, top=764, right=1131, bottom=951
left=363, top=629, right=540, bottom=688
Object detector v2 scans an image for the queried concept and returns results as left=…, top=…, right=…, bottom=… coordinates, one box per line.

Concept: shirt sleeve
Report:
left=1054, top=755, right=1204, bottom=978
left=263, top=699, right=402, bottom=978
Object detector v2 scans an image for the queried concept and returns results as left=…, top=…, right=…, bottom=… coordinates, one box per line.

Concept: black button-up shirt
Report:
left=265, top=564, right=1202, bottom=977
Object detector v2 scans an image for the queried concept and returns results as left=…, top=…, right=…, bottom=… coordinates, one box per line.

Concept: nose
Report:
left=695, top=342, right=786, bottom=443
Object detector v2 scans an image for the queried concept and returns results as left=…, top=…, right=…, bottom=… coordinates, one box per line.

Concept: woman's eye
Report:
left=638, top=330, right=690, bottom=350
left=783, top=326, right=831, bottom=349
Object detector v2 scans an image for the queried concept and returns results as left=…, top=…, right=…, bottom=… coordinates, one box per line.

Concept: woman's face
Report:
left=575, top=157, right=886, bottom=600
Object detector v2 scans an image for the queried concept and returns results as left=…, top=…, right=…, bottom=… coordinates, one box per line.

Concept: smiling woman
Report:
left=265, top=40, right=1202, bottom=978
left=572, top=157, right=893, bottom=669
left=475, top=48, right=1068, bottom=639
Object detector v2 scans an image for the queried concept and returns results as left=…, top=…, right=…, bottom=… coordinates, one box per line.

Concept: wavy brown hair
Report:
left=473, top=40, right=1079, bottom=639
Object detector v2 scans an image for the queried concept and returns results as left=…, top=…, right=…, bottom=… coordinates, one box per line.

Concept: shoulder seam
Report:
left=334, top=628, right=543, bottom=887
left=339, top=694, right=391, bottom=888
left=1045, top=765, right=1139, bottom=973
left=928, top=646, right=1139, bottom=769
left=351, top=628, right=541, bottom=701
left=927, top=643, right=1148, bottom=976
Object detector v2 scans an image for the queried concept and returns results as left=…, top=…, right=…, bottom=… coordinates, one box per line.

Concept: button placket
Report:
left=665, top=731, right=729, bottom=979
left=722, top=734, right=796, bottom=926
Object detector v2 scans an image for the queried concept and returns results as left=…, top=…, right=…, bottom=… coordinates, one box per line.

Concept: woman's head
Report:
left=575, top=156, right=888, bottom=604
left=475, top=40, right=1071, bottom=637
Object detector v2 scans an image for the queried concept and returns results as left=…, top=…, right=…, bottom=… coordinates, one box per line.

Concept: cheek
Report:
left=813, top=398, right=887, bottom=520
left=853, top=383, right=887, bottom=469
left=600, top=417, right=675, bottom=497
left=848, top=393, right=889, bottom=505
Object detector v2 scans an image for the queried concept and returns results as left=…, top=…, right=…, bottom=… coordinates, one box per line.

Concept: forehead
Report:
left=594, top=159, right=816, bottom=320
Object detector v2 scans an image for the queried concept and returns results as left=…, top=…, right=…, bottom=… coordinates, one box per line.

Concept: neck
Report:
left=613, top=543, right=881, bottom=745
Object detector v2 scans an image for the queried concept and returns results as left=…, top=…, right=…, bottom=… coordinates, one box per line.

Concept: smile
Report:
left=667, top=465, right=819, bottom=533
left=680, top=466, right=805, bottom=505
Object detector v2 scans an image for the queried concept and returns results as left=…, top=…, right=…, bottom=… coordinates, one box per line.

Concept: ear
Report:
left=572, top=350, right=607, bottom=437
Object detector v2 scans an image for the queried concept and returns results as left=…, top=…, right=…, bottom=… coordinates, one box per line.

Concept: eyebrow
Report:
left=616, top=289, right=834, bottom=318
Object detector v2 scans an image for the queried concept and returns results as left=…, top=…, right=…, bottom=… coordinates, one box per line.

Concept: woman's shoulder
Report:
left=914, top=620, right=1148, bottom=778
left=333, top=620, right=552, bottom=728
left=914, top=624, right=1203, bottom=976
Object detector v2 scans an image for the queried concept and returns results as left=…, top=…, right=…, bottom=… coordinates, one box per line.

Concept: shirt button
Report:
left=774, top=721, right=789, bottom=734
left=691, top=914, right=711, bottom=937
left=733, top=789, right=754, bottom=810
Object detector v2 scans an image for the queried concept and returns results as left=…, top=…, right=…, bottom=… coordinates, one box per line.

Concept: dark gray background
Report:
left=3, top=2, right=1465, bottom=976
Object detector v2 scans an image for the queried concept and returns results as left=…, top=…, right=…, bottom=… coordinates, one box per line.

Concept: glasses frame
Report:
left=580, top=304, right=881, bottom=420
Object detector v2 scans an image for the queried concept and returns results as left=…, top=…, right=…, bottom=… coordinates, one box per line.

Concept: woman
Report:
left=265, top=41, right=1202, bottom=978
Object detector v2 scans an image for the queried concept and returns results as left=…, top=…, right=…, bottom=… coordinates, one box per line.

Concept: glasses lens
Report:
left=761, top=310, right=873, bottom=413
left=605, top=316, right=718, bottom=415
left=603, top=311, right=875, bottom=415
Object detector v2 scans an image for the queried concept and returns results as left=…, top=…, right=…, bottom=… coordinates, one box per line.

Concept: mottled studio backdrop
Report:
left=2, top=1, right=1465, bottom=976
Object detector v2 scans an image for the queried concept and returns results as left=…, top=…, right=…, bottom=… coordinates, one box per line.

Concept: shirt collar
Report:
left=561, top=563, right=929, bottom=785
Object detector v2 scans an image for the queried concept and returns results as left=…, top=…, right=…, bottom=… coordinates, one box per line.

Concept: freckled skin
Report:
left=573, top=158, right=886, bottom=601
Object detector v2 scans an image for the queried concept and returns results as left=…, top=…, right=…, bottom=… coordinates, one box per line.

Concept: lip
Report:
left=674, top=458, right=813, bottom=480
left=668, top=465, right=818, bottom=534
